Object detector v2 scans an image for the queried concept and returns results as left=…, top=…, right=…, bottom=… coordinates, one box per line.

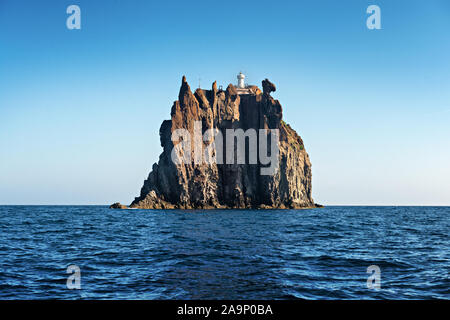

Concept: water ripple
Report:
left=0, top=206, right=448, bottom=299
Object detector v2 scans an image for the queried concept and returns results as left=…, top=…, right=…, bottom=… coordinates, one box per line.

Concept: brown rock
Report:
left=129, top=76, right=315, bottom=209
left=262, top=78, right=276, bottom=95
left=109, top=202, right=128, bottom=209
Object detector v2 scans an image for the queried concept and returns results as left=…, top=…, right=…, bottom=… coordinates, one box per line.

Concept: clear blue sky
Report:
left=1, top=0, right=449, bottom=205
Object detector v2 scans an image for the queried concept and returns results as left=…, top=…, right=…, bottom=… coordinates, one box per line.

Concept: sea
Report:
left=0, top=206, right=448, bottom=299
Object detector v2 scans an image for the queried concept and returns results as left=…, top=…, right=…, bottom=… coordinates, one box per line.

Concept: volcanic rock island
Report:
left=111, top=73, right=318, bottom=209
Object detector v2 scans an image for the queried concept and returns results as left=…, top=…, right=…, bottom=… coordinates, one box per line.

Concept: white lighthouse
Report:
left=237, top=72, right=245, bottom=89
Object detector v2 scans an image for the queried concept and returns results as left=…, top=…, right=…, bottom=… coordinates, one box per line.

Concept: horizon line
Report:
left=0, top=204, right=449, bottom=207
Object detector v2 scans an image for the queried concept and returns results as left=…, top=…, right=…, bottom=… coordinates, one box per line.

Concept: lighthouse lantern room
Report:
left=237, top=72, right=245, bottom=89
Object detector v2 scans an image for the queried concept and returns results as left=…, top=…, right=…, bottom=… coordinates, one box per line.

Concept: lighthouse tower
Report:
left=237, top=72, right=245, bottom=89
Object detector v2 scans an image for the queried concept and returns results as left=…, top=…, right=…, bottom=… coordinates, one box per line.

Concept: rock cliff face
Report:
left=129, top=76, right=314, bottom=209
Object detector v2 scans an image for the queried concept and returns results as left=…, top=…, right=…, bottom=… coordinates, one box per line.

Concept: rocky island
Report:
left=112, top=74, right=317, bottom=209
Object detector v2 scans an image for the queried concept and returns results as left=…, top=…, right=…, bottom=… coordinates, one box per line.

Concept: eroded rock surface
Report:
left=109, top=202, right=128, bottom=209
left=129, top=76, right=315, bottom=209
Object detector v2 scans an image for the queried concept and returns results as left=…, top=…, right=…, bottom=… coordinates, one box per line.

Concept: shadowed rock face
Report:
left=130, top=76, right=314, bottom=209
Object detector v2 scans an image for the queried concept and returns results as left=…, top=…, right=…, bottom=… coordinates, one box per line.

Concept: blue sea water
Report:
left=0, top=206, right=448, bottom=299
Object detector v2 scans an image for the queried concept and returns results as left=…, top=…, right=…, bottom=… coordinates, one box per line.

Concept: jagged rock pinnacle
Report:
left=262, top=78, right=276, bottom=95
left=128, top=76, right=314, bottom=209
